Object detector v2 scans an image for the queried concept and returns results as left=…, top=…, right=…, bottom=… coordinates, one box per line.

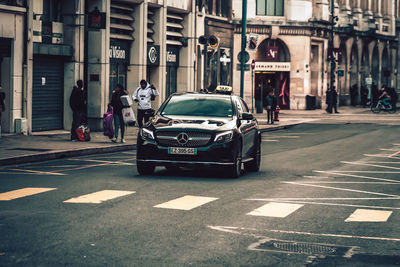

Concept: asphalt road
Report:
left=1, top=123, right=400, bottom=266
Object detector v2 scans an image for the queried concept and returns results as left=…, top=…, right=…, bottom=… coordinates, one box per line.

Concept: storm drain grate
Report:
left=257, top=240, right=350, bottom=256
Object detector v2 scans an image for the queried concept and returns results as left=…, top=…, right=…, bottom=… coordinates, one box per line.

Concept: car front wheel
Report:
left=227, top=144, right=242, bottom=178
left=244, top=137, right=261, bottom=172
left=137, top=161, right=155, bottom=175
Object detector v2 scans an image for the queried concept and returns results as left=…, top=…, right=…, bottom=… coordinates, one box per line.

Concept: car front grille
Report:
left=156, top=131, right=212, bottom=147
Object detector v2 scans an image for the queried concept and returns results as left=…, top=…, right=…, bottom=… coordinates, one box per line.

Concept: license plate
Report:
left=168, top=147, right=197, bottom=155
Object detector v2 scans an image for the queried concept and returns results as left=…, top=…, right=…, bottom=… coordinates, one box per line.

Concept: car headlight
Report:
left=214, top=131, right=234, bottom=143
left=140, top=128, right=155, bottom=140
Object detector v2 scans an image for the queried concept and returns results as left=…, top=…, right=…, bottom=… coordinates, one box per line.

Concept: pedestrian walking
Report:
left=361, top=85, right=368, bottom=107
left=0, top=91, right=5, bottom=137
left=111, top=84, right=128, bottom=143
left=69, top=80, right=86, bottom=141
left=350, top=84, right=358, bottom=106
left=325, top=88, right=332, bottom=113
left=265, top=89, right=277, bottom=124
left=332, top=87, right=339, bottom=113
left=132, top=80, right=159, bottom=128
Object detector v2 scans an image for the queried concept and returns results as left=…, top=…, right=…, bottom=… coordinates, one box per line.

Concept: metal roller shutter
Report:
left=32, top=56, right=64, bottom=131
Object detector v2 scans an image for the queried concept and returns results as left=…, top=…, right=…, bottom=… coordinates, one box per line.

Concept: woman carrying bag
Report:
left=111, top=84, right=128, bottom=143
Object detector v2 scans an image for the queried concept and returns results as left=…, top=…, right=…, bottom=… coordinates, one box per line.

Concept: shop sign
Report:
left=266, top=46, right=279, bottom=61
left=147, top=45, right=160, bottom=66
left=167, top=46, right=179, bottom=66
left=254, top=62, right=290, bottom=72
left=109, top=40, right=130, bottom=63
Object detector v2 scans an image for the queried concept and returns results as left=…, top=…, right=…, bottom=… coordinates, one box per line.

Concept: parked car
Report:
left=136, top=92, right=261, bottom=178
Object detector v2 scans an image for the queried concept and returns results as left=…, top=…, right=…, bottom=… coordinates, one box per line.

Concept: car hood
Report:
left=150, top=115, right=235, bottom=131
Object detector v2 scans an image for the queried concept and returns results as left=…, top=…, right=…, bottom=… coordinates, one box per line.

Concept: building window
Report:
left=256, top=0, right=284, bottom=16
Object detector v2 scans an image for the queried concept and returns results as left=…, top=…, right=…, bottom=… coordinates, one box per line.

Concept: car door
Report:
left=237, top=98, right=257, bottom=158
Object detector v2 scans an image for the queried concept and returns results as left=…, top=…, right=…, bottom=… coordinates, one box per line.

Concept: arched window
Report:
left=256, top=0, right=284, bottom=16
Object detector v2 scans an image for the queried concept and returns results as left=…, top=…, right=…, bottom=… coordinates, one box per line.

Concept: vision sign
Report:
left=109, top=40, right=130, bottom=63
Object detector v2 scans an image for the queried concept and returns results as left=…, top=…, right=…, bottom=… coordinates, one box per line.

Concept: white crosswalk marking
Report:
left=154, top=195, right=218, bottom=211
left=63, top=190, right=135, bottom=204
left=0, top=187, right=57, bottom=201
left=345, top=209, right=393, bottom=222
left=247, top=202, right=304, bottom=218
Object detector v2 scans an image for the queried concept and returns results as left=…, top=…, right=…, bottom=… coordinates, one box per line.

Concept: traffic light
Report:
left=198, top=35, right=219, bottom=48
left=208, top=35, right=219, bottom=48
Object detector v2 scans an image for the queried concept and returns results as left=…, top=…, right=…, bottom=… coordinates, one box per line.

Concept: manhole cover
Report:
left=8, top=148, right=52, bottom=152
left=257, top=240, right=352, bottom=256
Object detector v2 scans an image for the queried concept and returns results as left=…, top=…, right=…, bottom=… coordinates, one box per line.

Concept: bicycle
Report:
left=370, top=100, right=396, bottom=114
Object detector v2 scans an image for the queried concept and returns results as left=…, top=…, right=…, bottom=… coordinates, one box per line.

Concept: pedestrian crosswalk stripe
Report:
left=247, top=202, right=304, bottom=218
left=345, top=209, right=393, bottom=222
left=0, top=187, right=57, bottom=201
left=154, top=195, right=218, bottom=211
left=63, top=190, right=135, bottom=204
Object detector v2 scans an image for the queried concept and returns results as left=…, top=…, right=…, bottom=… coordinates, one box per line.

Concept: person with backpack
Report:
left=132, top=80, right=159, bottom=128
left=69, top=80, right=86, bottom=141
left=111, top=84, right=128, bottom=143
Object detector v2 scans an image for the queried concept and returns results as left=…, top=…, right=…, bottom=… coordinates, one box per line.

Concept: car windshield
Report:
left=160, top=95, right=234, bottom=118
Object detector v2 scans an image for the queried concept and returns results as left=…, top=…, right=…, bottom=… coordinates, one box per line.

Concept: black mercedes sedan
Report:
left=136, top=92, right=261, bottom=178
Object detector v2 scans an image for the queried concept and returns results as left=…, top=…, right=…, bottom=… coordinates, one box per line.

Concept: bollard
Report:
left=274, top=105, right=280, bottom=121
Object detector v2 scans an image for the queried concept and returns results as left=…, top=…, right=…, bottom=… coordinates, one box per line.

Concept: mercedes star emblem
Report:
left=177, top=133, right=189, bottom=145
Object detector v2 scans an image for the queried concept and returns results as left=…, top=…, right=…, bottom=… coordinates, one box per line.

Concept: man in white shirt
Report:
left=132, top=80, right=159, bottom=127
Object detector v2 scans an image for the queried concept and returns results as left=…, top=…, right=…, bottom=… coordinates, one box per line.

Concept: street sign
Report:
left=337, top=70, right=344, bottom=77
left=236, top=63, right=250, bottom=71
left=237, top=51, right=250, bottom=63
left=251, top=59, right=255, bottom=70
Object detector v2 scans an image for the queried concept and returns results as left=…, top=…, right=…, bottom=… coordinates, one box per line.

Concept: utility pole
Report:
left=240, top=0, right=247, bottom=98
left=329, top=0, right=336, bottom=94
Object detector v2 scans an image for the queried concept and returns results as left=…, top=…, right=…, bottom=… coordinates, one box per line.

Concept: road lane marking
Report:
left=303, top=176, right=330, bottom=179
left=61, top=157, right=136, bottom=172
left=246, top=199, right=400, bottom=210
left=0, top=187, right=57, bottom=201
left=390, top=150, right=400, bottom=157
left=314, top=171, right=400, bottom=183
left=247, top=202, right=303, bottom=218
left=8, top=168, right=66, bottom=176
left=345, top=209, right=393, bottom=222
left=246, top=197, right=399, bottom=201
left=63, top=190, right=135, bottom=204
left=299, top=181, right=399, bottom=184
left=262, top=140, right=279, bottom=142
left=364, top=154, right=400, bottom=159
left=208, top=225, right=400, bottom=242
left=283, top=181, right=400, bottom=197
left=68, top=158, right=135, bottom=166
left=330, top=171, right=400, bottom=173
left=263, top=136, right=300, bottom=139
left=341, top=161, right=400, bottom=170
left=154, top=195, right=218, bottom=211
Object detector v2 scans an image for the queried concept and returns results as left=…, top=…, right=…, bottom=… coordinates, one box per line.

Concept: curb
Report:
left=0, top=123, right=299, bottom=166
left=0, top=144, right=136, bottom=166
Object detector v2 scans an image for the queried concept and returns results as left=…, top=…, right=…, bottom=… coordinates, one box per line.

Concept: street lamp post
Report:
left=329, top=0, right=336, bottom=95
left=240, top=0, right=247, bottom=98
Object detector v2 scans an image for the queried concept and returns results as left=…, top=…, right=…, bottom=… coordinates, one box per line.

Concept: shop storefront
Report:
left=166, top=46, right=179, bottom=97
left=109, top=40, right=130, bottom=97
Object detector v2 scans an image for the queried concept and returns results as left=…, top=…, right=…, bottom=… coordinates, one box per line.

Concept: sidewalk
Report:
left=0, top=106, right=378, bottom=166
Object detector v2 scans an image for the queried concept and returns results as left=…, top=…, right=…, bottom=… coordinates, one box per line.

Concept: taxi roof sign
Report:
left=215, top=85, right=233, bottom=95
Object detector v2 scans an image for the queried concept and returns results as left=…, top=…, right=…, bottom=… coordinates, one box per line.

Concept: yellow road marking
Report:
left=247, top=202, right=304, bottom=218
left=154, top=195, right=218, bottom=211
left=345, top=209, right=393, bottom=222
left=64, top=190, right=135, bottom=204
left=8, top=168, right=66, bottom=176
left=0, top=187, right=57, bottom=201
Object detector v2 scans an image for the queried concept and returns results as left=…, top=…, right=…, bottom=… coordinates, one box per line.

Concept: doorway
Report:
left=255, top=71, right=290, bottom=112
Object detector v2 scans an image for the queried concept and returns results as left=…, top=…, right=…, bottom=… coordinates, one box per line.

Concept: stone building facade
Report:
left=232, top=0, right=400, bottom=111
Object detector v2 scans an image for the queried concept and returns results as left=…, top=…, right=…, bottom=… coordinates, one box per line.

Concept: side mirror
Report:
left=241, top=112, right=254, bottom=120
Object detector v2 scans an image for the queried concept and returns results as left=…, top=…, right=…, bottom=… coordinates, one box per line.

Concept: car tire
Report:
left=227, top=144, right=242, bottom=178
left=137, top=161, right=155, bottom=175
left=244, top=136, right=261, bottom=172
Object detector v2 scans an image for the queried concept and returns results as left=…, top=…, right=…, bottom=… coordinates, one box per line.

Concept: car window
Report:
left=160, top=95, right=234, bottom=118
left=240, top=99, right=250, bottom=112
